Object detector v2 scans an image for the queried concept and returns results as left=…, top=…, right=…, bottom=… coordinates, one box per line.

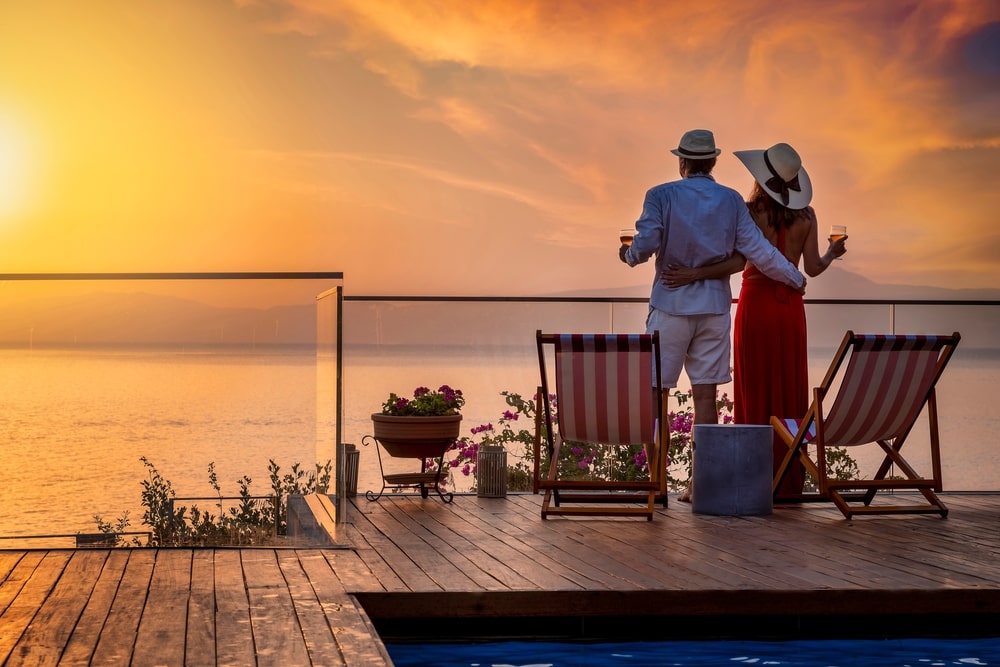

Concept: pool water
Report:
left=386, top=637, right=1000, bottom=667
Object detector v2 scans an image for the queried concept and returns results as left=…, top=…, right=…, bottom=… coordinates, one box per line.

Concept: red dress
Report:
left=733, top=224, right=807, bottom=497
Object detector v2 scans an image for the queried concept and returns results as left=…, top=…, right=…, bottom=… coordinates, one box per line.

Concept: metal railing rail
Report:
left=0, top=272, right=344, bottom=280
left=344, top=295, right=1000, bottom=306
left=344, top=295, right=1000, bottom=337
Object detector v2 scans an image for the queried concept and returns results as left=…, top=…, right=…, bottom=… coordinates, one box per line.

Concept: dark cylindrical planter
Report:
left=343, top=443, right=359, bottom=497
left=692, top=424, right=773, bottom=516
left=476, top=446, right=508, bottom=498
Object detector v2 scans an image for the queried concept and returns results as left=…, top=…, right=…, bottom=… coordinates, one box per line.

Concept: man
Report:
left=620, top=129, right=806, bottom=501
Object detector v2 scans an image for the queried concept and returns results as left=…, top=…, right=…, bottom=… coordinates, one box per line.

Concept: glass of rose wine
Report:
left=620, top=228, right=635, bottom=246
left=829, top=225, right=847, bottom=259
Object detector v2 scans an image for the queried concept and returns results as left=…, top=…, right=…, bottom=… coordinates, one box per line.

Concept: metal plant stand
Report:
left=362, top=434, right=454, bottom=503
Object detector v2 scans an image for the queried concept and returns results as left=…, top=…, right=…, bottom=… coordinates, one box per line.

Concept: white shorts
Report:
left=645, top=308, right=732, bottom=388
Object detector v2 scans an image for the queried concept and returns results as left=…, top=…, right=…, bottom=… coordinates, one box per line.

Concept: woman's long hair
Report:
left=746, top=181, right=809, bottom=229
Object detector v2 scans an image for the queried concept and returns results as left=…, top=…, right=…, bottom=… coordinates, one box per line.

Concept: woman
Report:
left=663, top=142, right=846, bottom=498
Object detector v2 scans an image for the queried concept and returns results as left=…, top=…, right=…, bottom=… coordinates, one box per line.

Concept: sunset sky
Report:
left=0, top=0, right=998, bottom=297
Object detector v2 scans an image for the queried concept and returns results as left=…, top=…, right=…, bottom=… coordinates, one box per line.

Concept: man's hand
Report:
left=619, top=244, right=629, bottom=264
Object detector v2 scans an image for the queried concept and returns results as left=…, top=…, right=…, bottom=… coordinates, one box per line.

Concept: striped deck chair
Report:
left=532, top=331, right=668, bottom=520
left=771, top=330, right=961, bottom=519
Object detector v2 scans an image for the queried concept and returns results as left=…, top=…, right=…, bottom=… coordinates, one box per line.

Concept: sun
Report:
left=0, top=110, right=36, bottom=220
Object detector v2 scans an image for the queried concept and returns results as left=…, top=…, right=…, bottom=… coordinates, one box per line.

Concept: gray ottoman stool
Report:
left=692, top=424, right=773, bottom=516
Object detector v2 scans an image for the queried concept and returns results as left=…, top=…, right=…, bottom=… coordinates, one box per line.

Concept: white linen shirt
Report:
left=624, top=173, right=805, bottom=315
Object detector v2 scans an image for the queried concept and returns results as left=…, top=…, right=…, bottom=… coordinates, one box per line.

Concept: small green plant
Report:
left=804, top=447, right=861, bottom=492
left=91, top=513, right=135, bottom=547
left=268, top=459, right=332, bottom=533
left=139, top=456, right=182, bottom=546
left=98, top=456, right=331, bottom=547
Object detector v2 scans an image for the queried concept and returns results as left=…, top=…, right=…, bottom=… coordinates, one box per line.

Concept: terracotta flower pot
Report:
left=371, top=413, right=462, bottom=459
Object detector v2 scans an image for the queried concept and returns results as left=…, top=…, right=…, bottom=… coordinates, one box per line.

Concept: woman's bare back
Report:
left=754, top=207, right=827, bottom=277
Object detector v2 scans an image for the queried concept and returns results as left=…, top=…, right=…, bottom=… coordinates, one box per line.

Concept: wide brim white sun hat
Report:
left=734, top=142, right=813, bottom=209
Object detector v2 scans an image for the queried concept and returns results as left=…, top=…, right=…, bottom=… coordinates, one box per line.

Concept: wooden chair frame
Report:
left=771, top=330, right=960, bottom=519
left=532, top=331, right=669, bottom=520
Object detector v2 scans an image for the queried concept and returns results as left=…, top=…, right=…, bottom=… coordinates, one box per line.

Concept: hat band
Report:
left=677, top=146, right=717, bottom=157
left=763, top=150, right=801, bottom=206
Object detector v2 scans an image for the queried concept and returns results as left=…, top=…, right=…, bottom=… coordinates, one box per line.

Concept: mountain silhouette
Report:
left=0, top=269, right=995, bottom=348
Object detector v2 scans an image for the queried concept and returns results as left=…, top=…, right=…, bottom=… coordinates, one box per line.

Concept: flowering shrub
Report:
left=447, top=391, right=535, bottom=492
left=380, top=385, right=465, bottom=416
left=441, top=387, right=856, bottom=496
left=664, top=388, right=858, bottom=492
left=448, top=390, right=658, bottom=491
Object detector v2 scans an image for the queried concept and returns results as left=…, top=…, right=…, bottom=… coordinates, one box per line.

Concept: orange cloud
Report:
left=0, top=0, right=997, bottom=294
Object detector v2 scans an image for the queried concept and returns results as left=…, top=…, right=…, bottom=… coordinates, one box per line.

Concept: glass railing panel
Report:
left=344, top=297, right=998, bottom=494
left=0, top=273, right=343, bottom=548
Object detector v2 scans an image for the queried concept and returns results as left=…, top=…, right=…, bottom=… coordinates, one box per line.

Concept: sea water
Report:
left=0, top=344, right=996, bottom=542
left=385, top=636, right=1000, bottom=666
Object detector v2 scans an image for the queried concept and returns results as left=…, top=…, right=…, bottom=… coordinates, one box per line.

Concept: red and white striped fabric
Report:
left=552, top=334, right=655, bottom=446
left=818, top=334, right=949, bottom=447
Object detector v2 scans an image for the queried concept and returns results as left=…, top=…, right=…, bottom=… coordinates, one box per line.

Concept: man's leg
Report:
left=692, top=383, right=720, bottom=426
left=645, top=309, right=689, bottom=501
left=678, top=382, right=719, bottom=503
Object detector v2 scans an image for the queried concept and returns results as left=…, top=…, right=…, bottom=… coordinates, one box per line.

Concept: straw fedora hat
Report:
left=734, top=143, right=813, bottom=209
left=670, top=129, right=722, bottom=159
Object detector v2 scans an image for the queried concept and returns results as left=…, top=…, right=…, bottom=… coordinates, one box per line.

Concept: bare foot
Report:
left=678, top=487, right=692, bottom=503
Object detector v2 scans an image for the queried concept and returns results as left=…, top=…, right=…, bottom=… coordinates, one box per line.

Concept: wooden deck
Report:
left=1, top=492, right=999, bottom=665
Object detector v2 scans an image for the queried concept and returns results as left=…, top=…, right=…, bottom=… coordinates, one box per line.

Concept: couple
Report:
left=619, top=129, right=847, bottom=501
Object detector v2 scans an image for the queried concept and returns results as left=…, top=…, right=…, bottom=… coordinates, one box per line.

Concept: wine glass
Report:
left=829, top=225, right=847, bottom=260
left=619, top=228, right=635, bottom=246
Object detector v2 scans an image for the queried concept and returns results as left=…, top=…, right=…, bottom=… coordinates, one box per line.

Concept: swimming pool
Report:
left=386, top=636, right=1000, bottom=666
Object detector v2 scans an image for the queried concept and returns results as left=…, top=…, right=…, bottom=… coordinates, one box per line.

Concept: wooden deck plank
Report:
left=91, top=548, right=155, bottom=665
left=348, top=503, right=445, bottom=592
left=664, top=516, right=867, bottom=589
left=761, top=515, right=935, bottom=589
left=275, top=551, right=345, bottom=666
left=134, top=549, right=191, bottom=665
left=390, top=497, right=531, bottom=591
left=0, top=551, right=70, bottom=664
left=774, top=507, right=1000, bottom=587
left=0, top=493, right=998, bottom=664
left=213, top=549, right=257, bottom=666
left=350, top=493, right=1000, bottom=622
left=0, top=553, right=24, bottom=594
left=456, top=496, right=647, bottom=591
left=442, top=494, right=647, bottom=591
left=297, top=550, right=392, bottom=667
left=565, top=517, right=753, bottom=590
left=242, top=549, right=312, bottom=666
left=355, top=500, right=483, bottom=592
left=8, top=550, right=107, bottom=667
left=332, top=525, right=409, bottom=593
left=382, top=499, right=501, bottom=591
left=766, top=507, right=988, bottom=588
left=396, top=495, right=581, bottom=591
left=510, top=520, right=683, bottom=590
left=185, top=549, right=217, bottom=667
left=60, top=549, right=130, bottom=665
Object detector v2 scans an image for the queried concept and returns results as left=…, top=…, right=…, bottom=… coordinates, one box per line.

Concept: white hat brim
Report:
left=734, top=149, right=813, bottom=209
